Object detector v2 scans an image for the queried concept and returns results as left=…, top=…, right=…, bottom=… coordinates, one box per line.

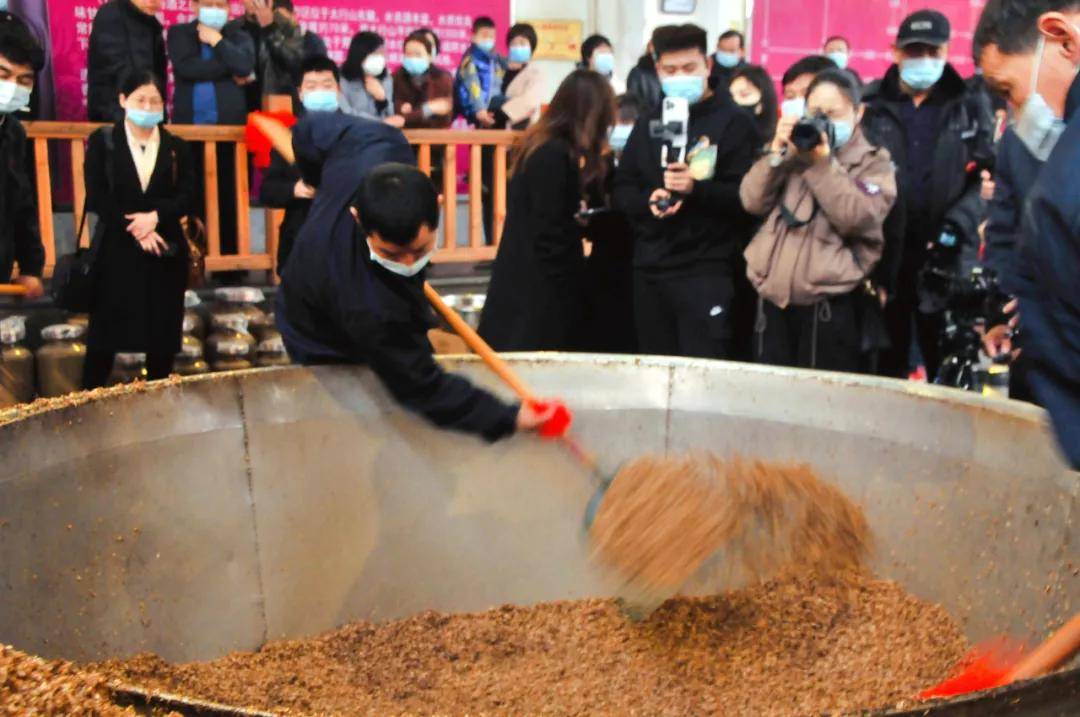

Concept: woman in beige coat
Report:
left=740, top=69, right=897, bottom=372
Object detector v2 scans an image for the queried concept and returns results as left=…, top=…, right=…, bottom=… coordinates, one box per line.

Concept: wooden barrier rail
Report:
left=24, top=121, right=519, bottom=279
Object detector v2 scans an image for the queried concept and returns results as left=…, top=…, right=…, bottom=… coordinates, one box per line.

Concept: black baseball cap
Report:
left=896, top=10, right=951, bottom=48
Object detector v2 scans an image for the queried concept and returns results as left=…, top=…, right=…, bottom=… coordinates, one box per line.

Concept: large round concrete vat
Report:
left=0, top=356, right=1076, bottom=714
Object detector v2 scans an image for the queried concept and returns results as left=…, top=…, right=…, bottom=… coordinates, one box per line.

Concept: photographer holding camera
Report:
left=614, top=24, right=759, bottom=359
left=740, top=70, right=897, bottom=371
left=861, top=10, right=994, bottom=381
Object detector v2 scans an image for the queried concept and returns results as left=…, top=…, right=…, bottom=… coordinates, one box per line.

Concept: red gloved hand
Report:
left=534, top=400, right=573, bottom=440
left=245, top=111, right=297, bottom=168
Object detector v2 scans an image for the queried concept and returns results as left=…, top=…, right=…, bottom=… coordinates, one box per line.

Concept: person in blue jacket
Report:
left=452, top=16, right=506, bottom=127
left=276, top=112, right=558, bottom=441
left=974, top=0, right=1080, bottom=467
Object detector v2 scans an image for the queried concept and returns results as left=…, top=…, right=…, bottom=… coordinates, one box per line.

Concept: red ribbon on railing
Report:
left=245, top=111, right=297, bottom=169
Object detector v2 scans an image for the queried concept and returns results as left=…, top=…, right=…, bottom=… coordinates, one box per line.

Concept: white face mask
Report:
left=780, top=96, right=806, bottom=118
left=1014, top=34, right=1075, bottom=161
left=367, top=238, right=434, bottom=278
left=362, top=54, right=386, bottom=77
left=0, top=81, right=31, bottom=114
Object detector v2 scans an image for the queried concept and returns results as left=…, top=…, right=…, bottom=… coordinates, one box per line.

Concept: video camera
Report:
left=931, top=265, right=1012, bottom=390
left=791, top=113, right=837, bottom=153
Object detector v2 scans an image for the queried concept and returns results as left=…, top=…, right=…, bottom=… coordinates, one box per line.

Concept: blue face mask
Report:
left=714, top=51, right=740, bottom=69
left=0, top=81, right=30, bottom=114
left=593, top=51, right=615, bottom=75
left=198, top=6, right=228, bottom=30
left=832, top=120, right=854, bottom=148
left=126, top=107, right=163, bottom=128
left=302, top=89, right=339, bottom=113
left=900, top=57, right=945, bottom=92
left=508, top=45, right=531, bottom=64
left=1014, top=35, right=1074, bottom=161
left=608, top=124, right=633, bottom=152
left=661, top=74, right=706, bottom=103
left=475, top=38, right=495, bottom=55
left=367, top=239, right=434, bottom=278
left=402, top=56, right=430, bottom=77
left=826, top=51, right=849, bottom=70
left=0, top=0, right=10, bottom=11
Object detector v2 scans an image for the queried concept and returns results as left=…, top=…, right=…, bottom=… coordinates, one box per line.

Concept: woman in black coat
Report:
left=479, top=70, right=615, bottom=351
left=83, top=70, right=195, bottom=388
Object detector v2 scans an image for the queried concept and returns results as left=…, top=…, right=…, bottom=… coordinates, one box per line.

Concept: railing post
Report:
left=234, top=142, right=251, bottom=262
left=418, top=144, right=431, bottom=176
left=493, top=144, right=508, bottom=246
left=203, top=141, right=220, bottom=263
left=70, top=139, right=90, bottom=249
left=468, top=143, right=482, bottom=248
left=442, top=143, right=457, bottom=253
left=32, top=138, right=54, bottom=275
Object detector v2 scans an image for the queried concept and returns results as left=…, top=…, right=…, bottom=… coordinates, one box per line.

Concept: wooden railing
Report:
left=24, top=121, right=518, bottom=279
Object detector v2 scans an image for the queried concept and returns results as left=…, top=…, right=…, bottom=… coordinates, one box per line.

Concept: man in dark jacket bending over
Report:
left=276, top=113, right=555, bottom=441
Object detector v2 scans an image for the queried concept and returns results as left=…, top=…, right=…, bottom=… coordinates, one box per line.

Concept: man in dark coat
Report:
left=861, top=10, right=994, bottom=380
left=707, top=30, right=747, bottom=92
left=974, top=0, right=1080, bottom=468
left=980, top=127, right=1042, bottom=403
left=614, top=24, right=759, bottom=359
left=276, top=113, right=558, bottom=441
left=247, top=0, right=326, bottom=111
left=87, top=0, right=167, bottom=122
left=260, top=55, right=340, bottom=271
left=168, top=0, right=255, bottom=275
left=0, top=18, right=44, bottom=298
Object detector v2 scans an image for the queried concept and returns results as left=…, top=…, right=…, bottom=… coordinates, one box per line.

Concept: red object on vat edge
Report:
left=917, top=637, right=1025, bottom=700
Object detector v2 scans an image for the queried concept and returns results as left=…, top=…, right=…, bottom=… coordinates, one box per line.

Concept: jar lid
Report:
left=257, top=335, right=286, bottom=354
left=41, top=323, right=86, bottom=341
left=210, top=313, right=250, bottom=333
left=444, top=294, right=487, bottom=312
left=217, top=339, right=252, bottom=357
left=182, top=312, right=202, bottom=334
left=214, top=287, right=265, bottom=304
left=184, top=290, right=202, bottom=308
left=0, top=315, right=26, bottom=344
left=179, top=339, right=204, bottom=359
left=115, top=352, right=146, bottom=367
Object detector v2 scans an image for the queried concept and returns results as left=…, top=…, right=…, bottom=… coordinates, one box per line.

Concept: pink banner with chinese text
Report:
left=47, top=0, right=509, bottom=120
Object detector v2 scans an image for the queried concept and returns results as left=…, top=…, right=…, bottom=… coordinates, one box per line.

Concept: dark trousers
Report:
left=633, top=267, right=734, bottom=359
left=755, top=292, right=861, bottom=373
left=881, top=266, right=944, bottom=380
left=82, top=350, right=176, bottom=390
left=191, top=141, right=239, bottom=257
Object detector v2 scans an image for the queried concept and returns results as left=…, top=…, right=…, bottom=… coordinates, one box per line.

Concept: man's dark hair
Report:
left=507, top=23, right=538, bottom=52
left=616, top=93, right=641, bottom=123
left=973, top=0, right=1080, bottom=61
left=417, top=26, right=441, bottom=55
left=582, top=33, right=612, bottom=63
left=472, top=16, right=496, bottom=34
left=119, top=68, right=165, bottom=100
left=781, top=55, right=837, bottom=87
left=825, top=35, right=851, bottom=50
left=353, top=164, right=440, bottom=246
left=299, top=55, right=339, bottom=84
left=718, top=30, right=745, bottom=49
left=652, top=24, right=708, bottom=59
left=807, top=68, right=862, bottom=106
left=0, top=15, right=44, bottom=72
left=271, top=0, right=293, bottom=12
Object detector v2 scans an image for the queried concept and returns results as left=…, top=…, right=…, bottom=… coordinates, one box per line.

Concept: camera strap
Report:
left=779, top=199, right=818, bottom=229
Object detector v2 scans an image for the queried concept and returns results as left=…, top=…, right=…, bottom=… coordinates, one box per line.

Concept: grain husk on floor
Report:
left=92, top=574, right=967, bottom=717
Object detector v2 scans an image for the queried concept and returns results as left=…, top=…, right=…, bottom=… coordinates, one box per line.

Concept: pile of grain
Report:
left=92, top=574, right=966, bottom=716
left=0, top=643, right=136, bottom=716
left=589, top=454, right=872, bottom=603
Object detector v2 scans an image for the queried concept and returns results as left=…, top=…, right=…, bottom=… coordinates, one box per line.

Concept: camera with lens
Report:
left=791, top=113, right=836, bottom=153
left=932, top=265, right=1011, bottom=391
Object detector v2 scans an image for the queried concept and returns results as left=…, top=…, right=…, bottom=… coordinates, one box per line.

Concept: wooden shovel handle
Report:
left=1008, top=612, right=1080, bottom=682
left=423, top=282, right=536, bottom=403
left=0, top=284, right=29, bottom=296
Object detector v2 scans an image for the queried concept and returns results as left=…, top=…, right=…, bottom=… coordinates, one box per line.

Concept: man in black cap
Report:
left=862, top=10, right=994, bottom=381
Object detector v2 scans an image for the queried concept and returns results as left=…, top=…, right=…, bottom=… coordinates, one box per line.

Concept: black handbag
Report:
left=51, top=209, right=102, bottom=313
left=52, top=130, right=114, bottom=313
